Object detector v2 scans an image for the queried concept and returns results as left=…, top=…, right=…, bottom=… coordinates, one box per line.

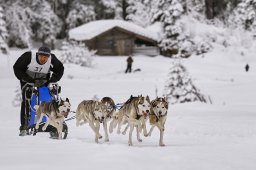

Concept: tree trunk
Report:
left=122, top=0, right=129, bottom=20
left=205, top=0, right=214, bottom=19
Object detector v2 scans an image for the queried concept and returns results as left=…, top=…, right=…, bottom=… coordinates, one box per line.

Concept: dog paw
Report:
left=159, top=143, right=165, bottom=147
left=42, top=126, right=47, bottom=131
left=128, top=142, right=133, bottom=146
left=138, top=139, right=142, bottom=142
left=122, top=131, right=126, bottom=135
left=117, top=130, right=121, bottom=134
left=105, top=138, right=109, bottom=142
left=98, top=135, right=102, bottom=139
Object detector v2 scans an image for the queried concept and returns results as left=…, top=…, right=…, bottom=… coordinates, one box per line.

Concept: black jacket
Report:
left=13, top=51, right=64, bottom=83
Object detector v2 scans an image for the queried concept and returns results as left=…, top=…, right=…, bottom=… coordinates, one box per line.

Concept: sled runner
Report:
left=26, top=83, right=68, bottom=139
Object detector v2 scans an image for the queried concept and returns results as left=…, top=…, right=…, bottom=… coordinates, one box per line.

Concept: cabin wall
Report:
left=86, top=28, right=134, bottom=56
left=83, top=27, right=159, bottom=56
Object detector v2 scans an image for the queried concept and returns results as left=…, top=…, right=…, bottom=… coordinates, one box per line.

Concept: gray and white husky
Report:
left=147, top=97, right=168, bottom=146
left=109, top=95, right=151, bottom=146
left=100, top=97, right=116, bottom=141
left=35, top=98, right=71, bottom=139
left=76, top=100, right=110, bottom=143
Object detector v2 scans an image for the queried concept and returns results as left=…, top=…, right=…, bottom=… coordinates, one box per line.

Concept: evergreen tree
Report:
left=47, top=0, right=73, bottom=39
left=126, top=0, right=152, bottom=27
left=30, top=0, right=62, bottom=49
left=60, top=41, right=95, bottom=67
left=66, top=3, right=95, bottom=29
left=185, top=0, right=205, bottom=19
left=152, top=0, right=187, bottom=56
left=5, top=1, right=33, bottom=48
left=0, top=6, right=8, bottom=54
left=230, top=0, right=256, bottom=31
left=95, top=0, right=117, bottom=19
left=5, top=0, right=61, bottom=48
left=164, top=59, right=206, bottom=104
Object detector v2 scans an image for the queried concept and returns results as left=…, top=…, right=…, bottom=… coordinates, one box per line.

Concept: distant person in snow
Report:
left=125, top=55, right=133, bottom=73
left=245, top=64, right=250, bottom=72
left=13, top=46, right=64, bottom=136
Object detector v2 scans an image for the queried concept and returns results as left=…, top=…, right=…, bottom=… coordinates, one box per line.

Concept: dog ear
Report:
left=66, top=98, right=69, bottom=102
left=152, top=101, right=156, bottom=107
left=146, top=95, right=150, bottom=102
left=164, top=96, right=168, bottom=102
left=165, top=103, right=168, bottom=109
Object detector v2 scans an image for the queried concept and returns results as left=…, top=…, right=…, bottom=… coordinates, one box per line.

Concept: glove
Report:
left=34, top=79, right=48, bottom=87
left=23, top=76, right=35, bottom=84
left=44, top=80, right=50, bottom=87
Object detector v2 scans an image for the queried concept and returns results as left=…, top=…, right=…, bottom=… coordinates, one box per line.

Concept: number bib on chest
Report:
left=26, top=51, right=52, bottom=79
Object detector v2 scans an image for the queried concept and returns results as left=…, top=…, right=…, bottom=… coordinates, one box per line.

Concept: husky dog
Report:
left=35, top=98, right=71, bottom=139
left=100, top=97, right=116, bottom=142
left=147, top=97, right=168, bottom=146
left=76, top=100, right=109, bottom=143
left=111, top=95, right=151, bottom=146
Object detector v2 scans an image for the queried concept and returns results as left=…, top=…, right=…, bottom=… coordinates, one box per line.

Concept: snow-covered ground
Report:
left=0, top=48, right=256, bottom=170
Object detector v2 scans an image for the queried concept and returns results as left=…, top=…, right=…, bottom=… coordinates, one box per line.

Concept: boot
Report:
left=19, top=125, right=29, bottom=136
left=19, top=130, right=27, bottom=136
left=49, top=131, right=59, bottom=139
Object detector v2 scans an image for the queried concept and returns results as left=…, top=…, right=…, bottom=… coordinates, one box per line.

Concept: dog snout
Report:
left=67, top=108, right=70, bottom=112
left=99, top=117, right=104, bottom=123
left=146, top=110, right=149, bottom=113
left=159, top=111, right=162, bottom=114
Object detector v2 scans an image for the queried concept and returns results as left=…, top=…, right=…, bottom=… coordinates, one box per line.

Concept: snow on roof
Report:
left=69, top=20, right=159, bottom=42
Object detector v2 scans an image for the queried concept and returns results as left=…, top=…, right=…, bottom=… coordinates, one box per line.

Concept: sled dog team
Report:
left=35, top=95, right=168, bottom=146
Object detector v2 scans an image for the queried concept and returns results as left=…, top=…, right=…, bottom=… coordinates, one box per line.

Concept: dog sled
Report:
left=24, top=83, right=68, bottom=139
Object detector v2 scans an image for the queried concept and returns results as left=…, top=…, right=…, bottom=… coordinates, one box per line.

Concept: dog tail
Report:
left=34, top=105, right=39, bottom=111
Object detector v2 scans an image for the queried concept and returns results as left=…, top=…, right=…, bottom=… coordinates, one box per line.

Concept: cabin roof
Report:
left=69, top=20, right=159, bottom=42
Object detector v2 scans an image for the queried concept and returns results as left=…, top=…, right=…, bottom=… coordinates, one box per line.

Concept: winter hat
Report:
left=37, top=46, right=51, bottom=57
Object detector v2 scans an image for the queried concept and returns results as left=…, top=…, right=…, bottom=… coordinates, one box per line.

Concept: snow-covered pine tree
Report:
left=0, top=6, right=8, bottom=54
left=66, top=3, right=95, bottom=29
left=95, top=0, right=118, bottom=19
left=126, top=0, right=152, bottom=27
left=164, top=59, right=206, bottom=104
left=60, top=41, right=96, bottom=67
left=30, top=0, right=62, bottom=49
left=184, top=0, right=205, bottom=20
left=229, top=0, right=256, bottom=32
left=112, top=0, right=128, bottom=19
left=5, top=1, right=33, bottom=48
left=152, top=0, right=190, bottom=57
